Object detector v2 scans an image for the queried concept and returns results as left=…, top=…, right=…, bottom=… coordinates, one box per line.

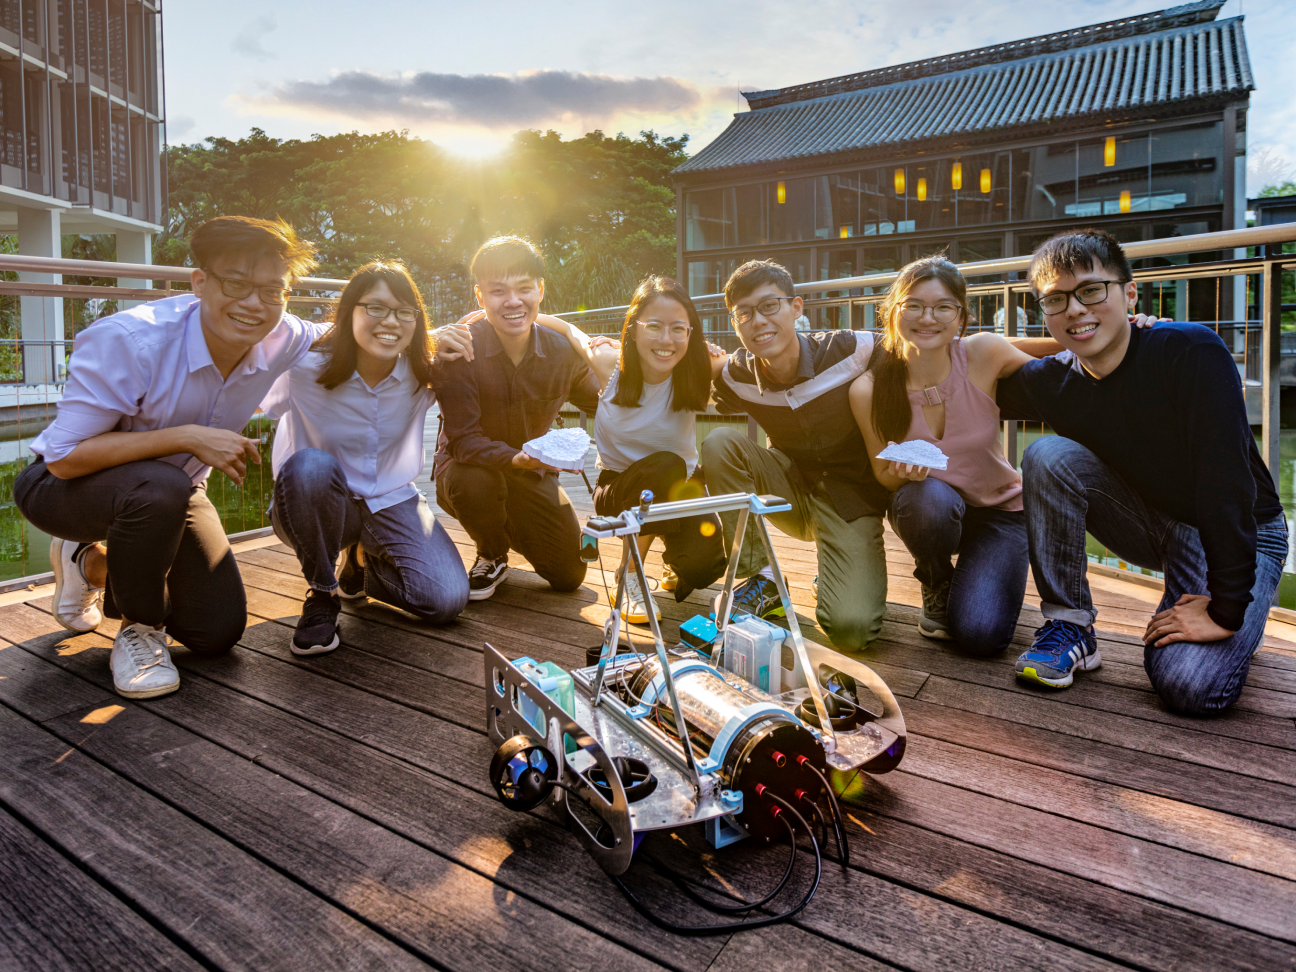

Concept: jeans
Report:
left=1022, top=436, right=1288, bottom=715
left=887, top=478, right=1028, bottom=657
left=700, top=426, right=886, bottom=650
left=592, top=451, right=727, bottom=602
left=272, top=449, right=468, bottom=624
left=13, top=459, right=245, bottom=654
left=435, top=459, right=587, bottom=592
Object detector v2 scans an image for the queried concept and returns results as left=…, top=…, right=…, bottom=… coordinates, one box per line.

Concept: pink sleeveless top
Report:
left=905, top=338, right=1022, bottom=511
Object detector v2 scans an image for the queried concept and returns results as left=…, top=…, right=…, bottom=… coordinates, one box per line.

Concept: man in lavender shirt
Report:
left=15, top=216, right=324, bottom=699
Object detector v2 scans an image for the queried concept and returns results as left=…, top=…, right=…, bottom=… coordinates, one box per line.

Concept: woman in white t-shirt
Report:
left=262, top=261, right=469, bottom=655
left=537, top=276, right=729, bottom=622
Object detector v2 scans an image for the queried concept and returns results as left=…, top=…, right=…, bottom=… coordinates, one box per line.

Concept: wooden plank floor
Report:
left=2, top=455, right=1295, bottom=971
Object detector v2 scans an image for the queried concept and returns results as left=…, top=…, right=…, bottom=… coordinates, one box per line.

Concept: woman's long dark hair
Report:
left=867, top=256, right=971, bottom=444
left=611, top=275, right=710, bottom=412
left=313, top=260, right=433, bottom=391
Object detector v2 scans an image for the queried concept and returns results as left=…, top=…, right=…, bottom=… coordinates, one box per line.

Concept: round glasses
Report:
left=1037, top=280, right=1122, bottom=316
left=730, top=296, right=795, bottom=327
left=899, top=300, right=961, bottom=324
left=363, top=303, right=418, bottom=323
left=639, top=321, right=691, bottom=341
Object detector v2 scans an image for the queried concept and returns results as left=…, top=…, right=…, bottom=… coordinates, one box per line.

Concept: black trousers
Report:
left=436, top=460, right=587, bottom=592
left=592, top=451, right=727, bottom=602
left=14, top=459, right=246, bottom=654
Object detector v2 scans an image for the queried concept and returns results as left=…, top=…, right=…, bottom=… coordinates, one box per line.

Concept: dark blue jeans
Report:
left=887, top=478, right=1029, bottom=657
left=271, top=449, right=469, bottom=624
left=1022, top=436, right=1288, bottom=715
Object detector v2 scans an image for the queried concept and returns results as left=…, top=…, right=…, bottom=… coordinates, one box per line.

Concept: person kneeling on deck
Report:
left=14, top=216, right=325, bottom=699
left=703, top=260, right=891, bottom=652
left=431, top=236, right=600, bottom=601
left=261, top=262, right=470, bottom=655
left=998, top=228, right=1286, bottom=714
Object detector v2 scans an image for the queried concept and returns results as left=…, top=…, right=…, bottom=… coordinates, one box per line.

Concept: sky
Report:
left=162, top=0, right=1296, bottom=195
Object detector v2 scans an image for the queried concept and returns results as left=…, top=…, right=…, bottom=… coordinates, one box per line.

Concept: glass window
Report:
left=861, top=166, right=912, bottom=236
left=1150, top=123, right=1222, bottom=210
left=954, top=153, right=1011, bottom=226
left=1073, top=133, right=1150, bottom=218
left=912, top=159, right=956, bottom=232
left=730, top=183, right=768, bottom=246
left=828, top=172, right=863, bottom=239
left=769, top=177, right=817, bottom=243
left=687, top=258, right=736, bottom=297
left=1020, top=142, right=1076, bottom=221
left=685, top=188, right=727, bottom=251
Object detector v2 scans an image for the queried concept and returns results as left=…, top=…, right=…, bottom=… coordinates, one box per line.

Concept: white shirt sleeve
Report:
left=35, top=323, right=152, bottom=462
left=260, top=369, right=292, bottom=421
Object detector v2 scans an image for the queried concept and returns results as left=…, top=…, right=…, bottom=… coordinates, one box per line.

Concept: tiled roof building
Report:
left=673, top=0, right=1251, bottom=325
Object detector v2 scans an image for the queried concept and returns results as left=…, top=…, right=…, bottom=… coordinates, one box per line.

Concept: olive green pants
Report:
left=700, top=427, right=887, bottom=651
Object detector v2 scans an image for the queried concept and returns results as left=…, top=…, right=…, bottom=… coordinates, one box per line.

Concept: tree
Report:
left=158, top=127, right=689, bottom=322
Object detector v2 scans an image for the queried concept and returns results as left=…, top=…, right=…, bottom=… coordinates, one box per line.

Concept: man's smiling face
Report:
left=1036, top=259, right=1139, bottom=362
left=475, top=275, right=543, bottom=341
left=192, top=255, right=292, bottom=356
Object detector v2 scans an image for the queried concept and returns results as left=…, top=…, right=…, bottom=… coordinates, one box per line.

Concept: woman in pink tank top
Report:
left=848, top=257, right=1055, bottom=657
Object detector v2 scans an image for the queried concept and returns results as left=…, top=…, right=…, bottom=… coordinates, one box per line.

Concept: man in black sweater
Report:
left=997, top=229, right=1286, bottom=715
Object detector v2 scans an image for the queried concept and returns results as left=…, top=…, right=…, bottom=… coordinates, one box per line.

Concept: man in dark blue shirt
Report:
left=997, top=229, right=1286, bottom=715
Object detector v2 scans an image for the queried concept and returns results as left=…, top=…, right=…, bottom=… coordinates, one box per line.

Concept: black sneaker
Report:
left=919, top=581, right=953, bottom=640
left=293, top=589, right=341, bottom=656
left=336, top=544, right=366, bottom=600
left=714, top=574, right=785, bottom=621
left=469, top=554, right=509, bottom=601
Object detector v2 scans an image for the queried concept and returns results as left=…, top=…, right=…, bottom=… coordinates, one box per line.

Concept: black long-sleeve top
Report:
left=432, top=319, right=600, bottom=478
left=996, top=322, right=1282, bottom=631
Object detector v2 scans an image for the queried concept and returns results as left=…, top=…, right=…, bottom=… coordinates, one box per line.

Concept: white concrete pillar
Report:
left=116, top=230, right=154, bottom=309
left=17, top=206, right=64, bottom=384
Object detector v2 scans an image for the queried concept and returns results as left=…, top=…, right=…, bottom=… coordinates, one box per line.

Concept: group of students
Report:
left=22, top=214, right=1283, bottom=720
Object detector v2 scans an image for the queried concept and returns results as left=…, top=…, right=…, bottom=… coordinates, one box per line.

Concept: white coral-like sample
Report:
left=877, top=439, right=949, bottom=470
left=523, top=427, right=591, bottom=472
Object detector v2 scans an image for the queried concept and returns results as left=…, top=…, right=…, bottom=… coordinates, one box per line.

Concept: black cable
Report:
left=606, top=791, right=822, bottom=936
left=801, top=760, right=850, bottom=866
left=797, top=792, right=829, bottom=854
left=657, top=819, right=797, bottom=913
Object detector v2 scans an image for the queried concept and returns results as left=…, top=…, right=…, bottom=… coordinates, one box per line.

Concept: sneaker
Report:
left=661, top=566, right=679, bottom=592
left=293, top=589, right=341, bottom=655
left=51, top=538, right=103, bottom=633
left=714, top=575, right=785, bottom=621
left=110, top=622, right=179, bottom=699
left=812, top=575, right=818, bottom=599
left=1015, top=620, right=1102, bottom=688
left=336, top=544, right=366, bottom=600
left=469, top=554, right=509, bottom=601
left=919, top=582, right=953, bottom=640
left=611, top=570, right=661, bottom=625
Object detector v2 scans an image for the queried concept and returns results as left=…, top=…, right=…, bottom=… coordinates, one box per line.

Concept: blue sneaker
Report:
left=1015, top=620, right=1102, bottom=688
left=714, top=575, right=785, bottom=621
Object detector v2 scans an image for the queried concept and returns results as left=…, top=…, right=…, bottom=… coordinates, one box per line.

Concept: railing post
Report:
left=1002, top=285, right=1018, bottom=467
left=1261, top=260, right=1282, bottom=473
left=746, top=415, right=758, bottom=442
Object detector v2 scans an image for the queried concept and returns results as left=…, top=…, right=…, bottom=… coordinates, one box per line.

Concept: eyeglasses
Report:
left=1038, top=279, right=1124, bottom=316
left=730, top=296, right=796, bottom=326
left=639, top=320, right=691, bottom=341
left=899, top=300, right=962, bottom=324
left=204, top=270, right=291, bottom=305
left=363, top=303, right=418, bottom=323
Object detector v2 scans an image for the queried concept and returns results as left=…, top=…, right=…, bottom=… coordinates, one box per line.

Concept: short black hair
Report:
left=724, top=260, right=794, bottom=309
left=470, top=235, right=545, bottom=284
left=190, top=216, right=318, bottom=280
left=1029, top=229, right=1133, bottom=291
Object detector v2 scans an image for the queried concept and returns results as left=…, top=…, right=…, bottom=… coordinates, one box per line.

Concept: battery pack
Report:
left=722, top=615, right=787, bottom=695
left=514, top=657, right=577, bottom=752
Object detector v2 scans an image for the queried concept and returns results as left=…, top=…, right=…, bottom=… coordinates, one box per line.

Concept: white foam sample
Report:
left=877, top=439, right=949, bottom=470
left=523, top=427, right=591, bottom=472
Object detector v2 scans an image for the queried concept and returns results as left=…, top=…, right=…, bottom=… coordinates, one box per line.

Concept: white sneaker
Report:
left=609, top=570, right=661, bottom=625
left=111, top=623, right=179, bottom=699
left=50, top=538, right=103, bottom=633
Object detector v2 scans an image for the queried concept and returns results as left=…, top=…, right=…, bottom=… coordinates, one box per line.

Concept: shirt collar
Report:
left=752, top=333, right=814, bottom=394
left=184, top=303, right=271, bottom=376
left=476, top=319, right=545, bottom=360
left=347, top=353, right=410, bottom=390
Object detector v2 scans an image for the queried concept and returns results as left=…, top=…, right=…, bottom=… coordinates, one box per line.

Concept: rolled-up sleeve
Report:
left=34, top=324, right=151, bottom=462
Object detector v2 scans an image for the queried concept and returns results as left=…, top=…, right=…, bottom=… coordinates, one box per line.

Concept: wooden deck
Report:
left=2, top=459, right=1295, bottom=972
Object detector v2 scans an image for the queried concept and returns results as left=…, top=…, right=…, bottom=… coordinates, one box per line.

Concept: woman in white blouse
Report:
left=263, top=261, right=469, bottom=654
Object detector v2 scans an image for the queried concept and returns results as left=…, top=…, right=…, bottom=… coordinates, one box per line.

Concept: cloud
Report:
left=249, top=69, right=703, bottom=131
left=166, top=115, right=195, bottom=142
left=232, top=15, right=276, bottom=60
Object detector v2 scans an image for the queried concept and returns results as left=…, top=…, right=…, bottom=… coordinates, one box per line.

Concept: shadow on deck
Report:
left=1, top=463, right=1294, bottom=972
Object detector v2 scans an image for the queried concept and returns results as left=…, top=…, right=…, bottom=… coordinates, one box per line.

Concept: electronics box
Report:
left=722, top=615, right=786, bottom=695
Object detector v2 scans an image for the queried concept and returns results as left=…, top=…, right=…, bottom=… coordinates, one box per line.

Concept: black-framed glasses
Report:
left=204, top=269, right=291, bottom=305
left=899, top=300, right=961, bottom=324
left=1038, top=279, right=1125, bottom=316
left=363, top=303, right=418, bottom=323
left=639, top=320, right=691, bottom=341
left=730, top=295, right=795, bottom=326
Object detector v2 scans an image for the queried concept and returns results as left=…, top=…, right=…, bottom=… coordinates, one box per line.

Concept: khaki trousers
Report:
left=700, top=427, right=886, bottom=651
